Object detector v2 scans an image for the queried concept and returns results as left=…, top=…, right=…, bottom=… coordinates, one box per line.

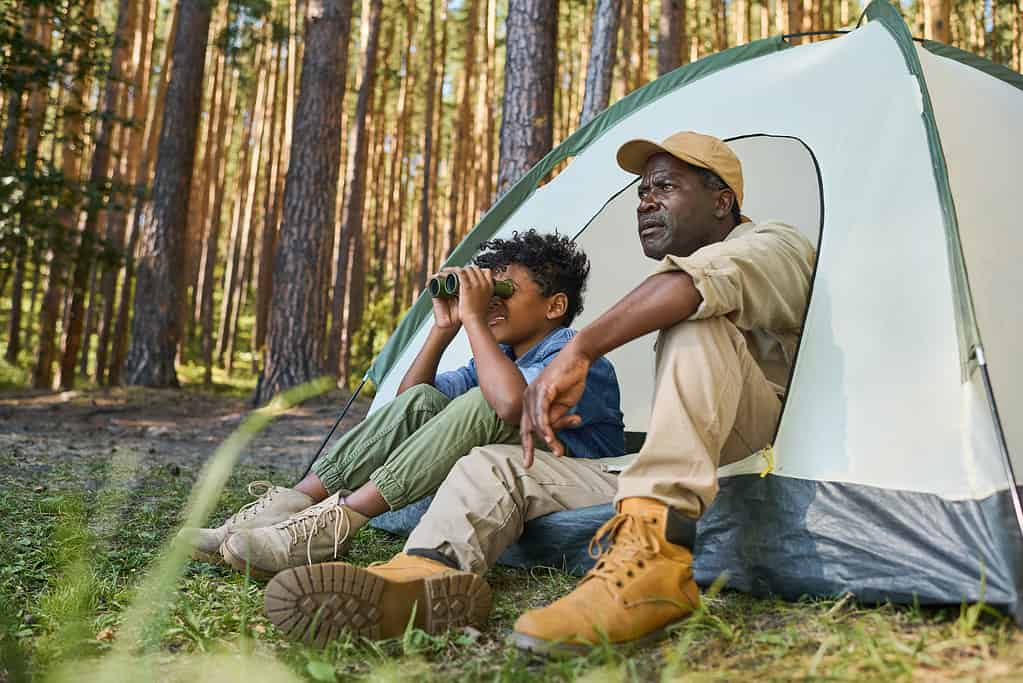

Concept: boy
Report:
left=179, top=230, right=625, bottom=580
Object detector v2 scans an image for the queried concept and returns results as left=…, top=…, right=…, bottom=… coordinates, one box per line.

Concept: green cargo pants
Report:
left=311, top=384, right=520, bottom=510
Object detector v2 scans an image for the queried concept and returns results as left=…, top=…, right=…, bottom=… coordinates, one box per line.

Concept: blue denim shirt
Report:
left=433, top=327, right=625, bottom=459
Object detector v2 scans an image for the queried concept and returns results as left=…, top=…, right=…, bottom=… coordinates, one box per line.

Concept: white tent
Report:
left=367, top=1, right=1023, bottom=621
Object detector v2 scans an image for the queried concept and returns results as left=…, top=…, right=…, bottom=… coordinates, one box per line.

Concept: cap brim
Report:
left=615, top=138, right=714, bottom=176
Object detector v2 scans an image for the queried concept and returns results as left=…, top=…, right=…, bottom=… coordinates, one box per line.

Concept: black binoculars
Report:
left=428, top=273, right=514, bottom=299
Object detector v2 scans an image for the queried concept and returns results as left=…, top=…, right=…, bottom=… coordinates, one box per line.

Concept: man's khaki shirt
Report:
left=653, top=220, right=817, bottom=395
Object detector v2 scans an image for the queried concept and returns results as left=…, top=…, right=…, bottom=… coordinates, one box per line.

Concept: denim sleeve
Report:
left=433, top=360, right=478, bottom=399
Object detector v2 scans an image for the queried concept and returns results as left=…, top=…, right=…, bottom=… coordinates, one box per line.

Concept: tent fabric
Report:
left=363, top=0, right=1023, bottom=622
left=372, top=481, right=1023, bottom=625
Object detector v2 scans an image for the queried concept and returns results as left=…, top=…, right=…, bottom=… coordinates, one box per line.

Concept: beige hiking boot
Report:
left=264, top=553, right=492, bottom=645
left=176, top=481, right=314, bottom=565
left=219, top=493, right=369, bottom=580
left=513, top=497, right=700, bottom=656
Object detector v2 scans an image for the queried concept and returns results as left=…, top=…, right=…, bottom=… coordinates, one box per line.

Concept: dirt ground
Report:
left=0, top=386, right=372, bottom=490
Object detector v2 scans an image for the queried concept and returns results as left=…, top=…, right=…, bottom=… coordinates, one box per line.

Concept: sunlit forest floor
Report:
left=2, top=384, right=1022, bottom=681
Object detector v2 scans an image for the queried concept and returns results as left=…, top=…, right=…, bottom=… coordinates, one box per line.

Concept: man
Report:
left=262, top=131, right=815, bottom=653
left=513, top=131, right=815, bottom=653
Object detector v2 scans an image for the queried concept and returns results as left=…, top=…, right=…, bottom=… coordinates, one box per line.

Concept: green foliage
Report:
left=347, top=279, right=405, bottom=390
left=0, top=0, right=129, bottom=273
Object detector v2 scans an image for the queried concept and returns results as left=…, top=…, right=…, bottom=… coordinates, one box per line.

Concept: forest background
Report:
left=1, top=0, right=1021, bottom=405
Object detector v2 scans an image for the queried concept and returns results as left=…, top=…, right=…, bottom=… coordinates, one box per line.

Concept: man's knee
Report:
left=448, top=444, right=521, bottom=483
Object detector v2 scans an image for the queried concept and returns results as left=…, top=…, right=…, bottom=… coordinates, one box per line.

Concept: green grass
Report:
left=1, top=389, right=1021, bottom=681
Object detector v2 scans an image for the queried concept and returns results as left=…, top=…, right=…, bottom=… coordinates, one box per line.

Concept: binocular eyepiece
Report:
left=428, top=273, right=514, bottom=299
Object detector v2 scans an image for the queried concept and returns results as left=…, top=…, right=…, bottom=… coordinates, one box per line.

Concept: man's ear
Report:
left=546, top=292, right=568, bottom=321
left=714, top=189, right=735, bottom=219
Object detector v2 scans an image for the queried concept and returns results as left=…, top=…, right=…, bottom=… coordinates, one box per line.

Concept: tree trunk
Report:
left=325, top=0, right=383, bottom=379
left=110, top=0, right=175, bottom=386
left=496, top=0, right=558, bottom=196
left=200, top=68, right=239, bottom=384
left=123, top=0, right=214, bottom=387
left=924, top=0, right=952, bottom=43
left=254, top=44, right=285, bottom=358
left=657, top=0, right=684, bottom=75
left=580, top=0, right=621, bottom=126
left=415, top=0, right=440, bottom=299
left=58, top=0, right=133, bottom=388
left=442, top=0, right=480, bottom=258
left=34, top=0, right=98, bottom=389
left=95, top=0, right=141, bottom=383
left=256, top=0, right=355, bottom=405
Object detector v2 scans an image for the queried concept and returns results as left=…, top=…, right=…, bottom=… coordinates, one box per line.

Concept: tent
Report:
left=364, top=1, right=1023, bottom=622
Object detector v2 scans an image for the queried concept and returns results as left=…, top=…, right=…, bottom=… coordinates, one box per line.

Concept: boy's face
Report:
left=486, top=263, right=561, bottom=349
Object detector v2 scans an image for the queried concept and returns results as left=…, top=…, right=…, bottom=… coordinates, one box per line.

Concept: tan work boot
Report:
left=176, top=481, right=314, bottom=565
left=513, top=497, right=700, bottom=656
left=263, top=553, right=491, bottom=645
left=219, top=493, right=369, bottom=580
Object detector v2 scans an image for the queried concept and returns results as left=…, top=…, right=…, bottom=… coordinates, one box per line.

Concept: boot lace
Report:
left=230, top=481, right=276, bottom=523
left=274, top=500, right=353, bottom=567
left=586, top=511, right=661, bottom=589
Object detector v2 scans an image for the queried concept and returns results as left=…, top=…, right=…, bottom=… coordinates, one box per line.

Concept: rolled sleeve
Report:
left=652, top=221, right=815, bottom=333
left=433, top=364, right=477, bottom=399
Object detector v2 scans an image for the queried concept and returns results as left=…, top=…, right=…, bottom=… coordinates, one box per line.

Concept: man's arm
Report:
left=520, top=270, right=701, bottom=466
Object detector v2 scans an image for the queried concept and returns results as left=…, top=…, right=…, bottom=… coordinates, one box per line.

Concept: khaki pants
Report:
left=406, top=317, right=780, bottom=572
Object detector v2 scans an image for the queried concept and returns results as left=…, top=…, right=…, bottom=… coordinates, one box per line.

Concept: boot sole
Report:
left=512, top=621, right=678, bottom=658
left=264, top=563, right=491, bottom=645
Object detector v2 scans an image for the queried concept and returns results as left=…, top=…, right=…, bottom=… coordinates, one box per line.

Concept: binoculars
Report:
left=428, top=273, right=514, bottom=299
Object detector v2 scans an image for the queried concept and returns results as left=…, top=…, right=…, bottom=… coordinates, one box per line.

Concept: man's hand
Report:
left=456, top=266, right=496, bottom=325
left=520, top=344, right=590, bottom=467
left=430, top=268, right=461, bottom=329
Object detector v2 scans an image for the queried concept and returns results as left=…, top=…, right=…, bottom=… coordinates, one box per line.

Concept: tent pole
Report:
left=297, top=376, right=369, bottom=481
left=976, top=347, right=1023, bottom=541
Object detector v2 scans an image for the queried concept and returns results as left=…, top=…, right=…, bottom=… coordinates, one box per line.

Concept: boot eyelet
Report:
left=637, top=560, right=645, bottom=568
left=615, top=580, right=623, bottom=588
left=627, top=570, right=634, bottom=577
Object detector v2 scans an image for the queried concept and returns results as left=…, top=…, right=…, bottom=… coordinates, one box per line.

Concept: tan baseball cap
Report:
left=616, top=131, right=744, bottom=208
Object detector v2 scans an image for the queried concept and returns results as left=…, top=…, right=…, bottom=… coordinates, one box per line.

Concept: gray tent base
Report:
left=371, top=475, right=1023, bottom=624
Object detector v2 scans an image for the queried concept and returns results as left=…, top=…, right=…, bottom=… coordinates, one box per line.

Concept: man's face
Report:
left=635, top=153, right=724, bottom=260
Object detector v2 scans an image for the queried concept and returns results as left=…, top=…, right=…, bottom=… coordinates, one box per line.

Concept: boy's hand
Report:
left=430, top=268, right=460, bottom=330
left=520, top=344, right=589, bottom=467
left=456, top=266, right=495, bottom=325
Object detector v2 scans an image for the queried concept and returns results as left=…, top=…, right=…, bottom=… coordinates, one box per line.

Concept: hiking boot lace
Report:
left=586, top=512, right=662, bottom=588
left=275, top=501, right=353, bottom=567
left=230, top=481, right=276, bottom=523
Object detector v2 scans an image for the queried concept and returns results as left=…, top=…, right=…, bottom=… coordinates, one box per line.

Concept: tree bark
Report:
left=110, top=0, right=175, bottom=386
left=496, top=0, right=557, bottom=197
left=123, top=0, right=214, bottom=387
left=325, top=0, right=383, bottom=379
left=35, top=0, right=98, bottom=388
left=200, top=68, right=239, bottom=384
left=657, top=0, right=685, bottom=75
left=580, top=0, right=621, bottom=126
left=58, top=0, right=133, bottom=388
left=256, top=0, right=355, bottom=405
left=924, top=0, right=952, bottom=43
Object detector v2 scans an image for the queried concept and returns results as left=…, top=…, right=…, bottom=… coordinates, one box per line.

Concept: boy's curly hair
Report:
left=473, top=229, right=590, bottom=327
